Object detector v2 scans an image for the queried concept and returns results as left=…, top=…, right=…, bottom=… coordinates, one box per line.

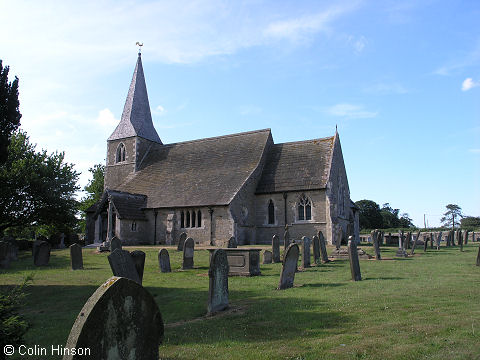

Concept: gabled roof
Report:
left=255, top=136, right=334, bottom=194
left=108, top=53, right=161, bottom=143
left=93, top=190, right=147, bottom=220
left=116, top=129, right=272, bottom=208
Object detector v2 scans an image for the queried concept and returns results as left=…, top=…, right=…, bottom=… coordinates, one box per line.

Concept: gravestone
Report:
left=263, top=250, right=273, bottom=264
left=278, top=243, right=300, bottom=290
left=227, top=236, right=237, bottom=248
left=107, top=249, right=141, bottom=284
left=312, top=235, right=321, bottom=265
left=301, top=236, right=311, bottom=268
left=177, top=232, right=187, bottom=251
left=405, top=232, right=411, bottom=250
left=348, top=236, right=362, bottom=281
left=446, top=230, right=451, bottom=247
left=63, top=276, right=163, bottom=360
left=458, top=230, right=464, bottom=251
left=411, top=231, right=420, bottom=255
left=430, top=232, right=434, bottom=249
left=0, top=241, right=10, bottom=269
left=272, top=235, right=281, bottom=263
left=284, top=226, right=290, bottom=250
left=208, top=249, right=229, bottom=314
left=34, top=241, right=51, bottom=266
left=110, top=236, right=122, bottom=253
left=436, top=232, right=442, bottom=250
left=423, top=234, right=429, bottom=252
left=395, top=230, right=408, bottom=257
left=70, top=243, right=83, bottom=270
left=464, top=230, right=469, bottom=245
left=372, top=231, right=381, bottom=260
left=130, top=250, right=146, bottom=284
left=182, top=237, right=194, bottom=269
left=158, top=249, right=171, bottom=273
left=318, top=231, right=330, bottom=263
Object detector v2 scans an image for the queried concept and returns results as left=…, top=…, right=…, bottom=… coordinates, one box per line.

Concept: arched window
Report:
left=180, top=211, right=185, bottom=228
left=298, top=194, right=312, bottom=221
left=186, top=211, right=191, bottom=228
left=116, top=143, right=126, bottom=163
left=268, top=199, right=275, bottom=224
left=192, top=210, right=196, bottom=227
left=197, top=210, right=202, bottom=227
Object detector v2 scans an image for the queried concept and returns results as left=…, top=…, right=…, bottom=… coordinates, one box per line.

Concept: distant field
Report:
left=1, top=243, right=479, bottom=360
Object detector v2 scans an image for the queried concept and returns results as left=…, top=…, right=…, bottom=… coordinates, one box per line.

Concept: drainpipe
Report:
left=283, top=192, right=288, bottom=226
left=208, top=207, right=214, bottom=246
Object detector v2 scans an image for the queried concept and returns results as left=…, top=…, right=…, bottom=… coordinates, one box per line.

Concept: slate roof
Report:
left=108, top=53, right=161, bottom=143
left=255, top=136, right=335, bottom=194
left=116, top=129, right=272, bottom=208
left=94, top=190, right=147, bottom=220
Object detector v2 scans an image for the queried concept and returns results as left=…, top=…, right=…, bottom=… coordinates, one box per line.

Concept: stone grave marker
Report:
left=263, top=250, right=273, bottom=264
left=158, top=249, right=171, bottom=273
left=63, top=276, right=163, bottom=360
left=107, top=249, right=141, bottom=284
left=411, top=230, right=420, bottom=255
left=284, top=226, right=290, bottom=250
left=318, top=231, right=329, bottom=263
left=430, top=232, right=434, bottom=249
left=227, top=236, right=237, bottom=248
left=70, top=243, right=83, bottom=270
left=372, top=231, right=381, bottom=260
left=130, top=250, right=146, bottom=284
left=436, top=232, right=442, bottom=250
left=423, top=234, right=429, bottom=252
left=348, top=236, right=362, bottom=281
left=182, top=237, right=194, bottom=269
left=301, top=236, right=311, bottom=268
left=110, top=236, right=122, bottom=253
left=458, top=230, right=464, bottom=251
left=272, top=235, right=281, bottom=263
left=312, top=235, right=320, bottom=265
left=477, top=245, right=480, bottom=266
left=0, top=241, right=10, bottom=269
left=396, top=230, right=408, bottom=257
left=177, top=232, right=187, bottom=251
left=208, top=249, right=229, bottom=314
left=464, top=230, right=469, bottom=245
left=34, top=241, right=51, bottom=266
left=278, top=243, right=300, bottom=290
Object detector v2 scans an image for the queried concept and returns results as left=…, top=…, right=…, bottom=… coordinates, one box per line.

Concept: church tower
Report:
left=105, top=52, right=161, bottom=189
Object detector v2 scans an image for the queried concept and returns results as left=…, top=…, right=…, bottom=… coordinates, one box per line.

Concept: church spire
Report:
left=108, top=52, right=162, bottom=144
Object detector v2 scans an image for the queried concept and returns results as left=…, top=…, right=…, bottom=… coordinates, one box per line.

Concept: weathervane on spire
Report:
left=136, top=41, right=144, bottom=55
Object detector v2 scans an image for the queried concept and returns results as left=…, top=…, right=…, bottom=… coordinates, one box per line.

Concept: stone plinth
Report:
left=207, top=248, right=261, bottom=276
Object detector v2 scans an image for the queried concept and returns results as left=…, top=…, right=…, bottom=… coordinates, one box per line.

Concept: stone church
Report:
left=86, top=53, right=359, bottom=246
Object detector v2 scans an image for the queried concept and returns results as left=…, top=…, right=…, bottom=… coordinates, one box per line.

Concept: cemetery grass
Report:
left=1, top=244, right=480, bottom=360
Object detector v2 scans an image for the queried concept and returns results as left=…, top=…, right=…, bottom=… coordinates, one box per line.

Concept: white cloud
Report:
left=152, top=105, right=166, bottom=116
left=327, top=103, right=378, bottom=119
left=461, top=78, right=479, bottom=91
left=96, top=108, right=118, bottom=127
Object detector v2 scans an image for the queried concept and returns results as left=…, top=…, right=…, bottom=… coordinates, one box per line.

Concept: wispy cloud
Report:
left=433, top=42, right=480, bottom=76
left=461, top=78, right=480, bottom=91
left=152, top=105, right=166, bottom=116
left=327, top=103, right=378, bottom=119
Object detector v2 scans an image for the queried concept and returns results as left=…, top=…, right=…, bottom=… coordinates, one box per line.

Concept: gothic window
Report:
left=192, top=210, right=196, bottom=227
left=186, top=211, right=191, bottom=228
left=197, top=210, right=202, bottom=227
left=115, top=143, right=126, bottom=163
left=268, top=199, right=275, bottom=224
left=298, top=194, right=312, bottom=221
left=131, top=221, right=137, bottom=232
left=180, top=209, right=202, bottom=228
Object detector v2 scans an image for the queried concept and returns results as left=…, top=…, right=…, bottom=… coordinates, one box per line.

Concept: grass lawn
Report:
left=1, top=243, right=480, bottom=359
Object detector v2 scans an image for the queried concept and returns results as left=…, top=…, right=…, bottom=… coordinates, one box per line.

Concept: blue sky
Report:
left=1, top=0, right=479, bottom=227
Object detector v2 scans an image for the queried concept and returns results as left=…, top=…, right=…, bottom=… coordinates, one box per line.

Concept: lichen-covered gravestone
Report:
left=70, top=243, right=83, bottom=270
left=312, top=235, right=320, bottom=265
left=158, top=249, right=171, bottom=273
left=110, top=237, right=122, bottom=253
left=227, top=236, right=237, bottom=248
left=182, top=237, right=194, bottom=269
left=318, top=231, right=329, bottom=263
left=130, top=250, right=146, bottom=284
left=301, top=236, right=311, bottom=268
left=348, top=236, right=362, bottom=281
left=177, top=232, right=187, bottom=251
left=107, top=249, right=141, bottom=284
left=278, top=243, right=299, bottom=290
left=63, top=276, right=163, bottom=360
left=208, top=249, right=229, bottom=314
left=34, top=241, right=51, bottom=266
left=263, top=250, right=272, bottom=264
left=272, top=235, right=281, bottom=263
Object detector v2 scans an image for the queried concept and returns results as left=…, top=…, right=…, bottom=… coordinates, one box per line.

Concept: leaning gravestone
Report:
left=107, top=249, right=141, bottom=284
left=372, top=231, right=381, bottom=260
left=110, top=237, right=122, bottom=253
left=182, top=237, right=194, bottom=269
left=318, top=231, right=330, bottom=263
left=312, top=235, right=321, bottom=265
left=301, top=236, right=311, bottom=268
left=263, top=250, right=273, bottom=264
left=0, top=241, right=10, bottom=269
left=130, top=250, right=146, bottom=284
left=177, top=232, right=187, bottom=251
left=227, top=236, right=237, bottom=248
left=208, top=249, right=229, bottom=314
left=158, top=249, right=171, bottom=273
left=348, top=236, right=362, bottom=281
left=34, top=241, right=51, bottom=266
left=272, top=235, right=281, bottom=263
left=278, top=243, right=300, bottom=290
left=63, top=276, right=163, bottom=360
left=411, top=230, right=420, bottom=255
left=70, top=243, right=83, bottom=270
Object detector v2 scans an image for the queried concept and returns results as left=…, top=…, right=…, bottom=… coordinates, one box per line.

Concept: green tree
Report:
left=440, top=204, right=463, bottom=230
left=398, top=213, right=413, bottom=228
left=380, top=203, right=400, bottom=228
left=78, top=164, right=105, bottom=232
left=0, top=131, right=80, bottom=233
left=0, top=60, right=22, bottom=164
left=460, top=216, right=480, bottom=229
left=355, top=199, right=383, bottom=230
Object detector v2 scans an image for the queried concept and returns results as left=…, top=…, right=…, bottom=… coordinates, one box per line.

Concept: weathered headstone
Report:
left=130, top=250, right=146, bottom=284
left=208, top=249, right=229, bottom=314
left=177, top=232, right=187, bottom=251
left=272, top=235, right=281, bottom=263
left=227, top=236, right=237, bottom=248
left=372, top=230, right=381, bottom=260
left=110, top=236, right=122, bottom=253
left=348, top=236, right=362, bottom=281
left=301, top=236, right=311, bottom=268
left=263, top=250, right=273, bottom=264
left=284, top=226, right=290, bottom=250
left=63, top=276, right=163, bottom=360
left=436, top=232, right=442, bottom=250
left=430, top=232, right=434, bottom=249
left=0, top=241, right=10, bottom=269
left=70, top=243, right=83, bottom=270
left=458, top=230, right=464, bottom=251
left=182, top=237, right=194, bottom=269
left=396, top=230, right=408, bottom=257
left=278, top=243, right=299, bottom=290
left=411, top=231, right=420, bottom=255
left=464, top=230, right=469, bottom=245
left=312, top=235, right=321, bottom=265
left=107, top=249, right=141, bottom=284
left=423, top=234, right=429, bottom=252
left=318, top=231, right=329, bottom=263
left=158, top=249, right=171, bottom=273
left=404, top=231, right=411, bottom=249
left=34, top=241, right=51, bottom=266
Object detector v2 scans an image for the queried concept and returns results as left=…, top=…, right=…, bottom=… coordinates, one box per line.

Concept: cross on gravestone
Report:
left=312, top=235, right=321, bottom=265
left=177, top=232, right=187, bottom=251
left=347, top=236, right=361, bottom=281
left=208, top=249, right=229, bottom=314
left=372, top=230, right=381, bottom=260
left=130, top=250, right=146, bottom=284
left=284, top=226, right=290, bottom=250
left=318, top=230, right=329, bottom=263
left=272, top=235, right=281, bottom=263
left=227, top=236, right=237, bottom=248
left=395, top=230, right=408, bottom=257
left=34, top=241, right=51, bottom=266
left=158, top=249, right=171, bottom=273
left=107, top=249, right=141, bottom=284
left=110, top=236, right=122, bottom=253
left=263, top=250, right=273, bottom=264
left=63, top=277, right=163, bottom=360
left=301, top=236, right=311, bottom=268
left=182, top=237, right=194, bottom=269
left=278, top=243, right=300, bottom=290
left=70, top=243, right=83, bottom=270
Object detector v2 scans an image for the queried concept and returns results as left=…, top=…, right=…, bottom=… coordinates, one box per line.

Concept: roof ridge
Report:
left=163, top=128, right=271, bottom=147
left=275, top=135, right=334, bottom=146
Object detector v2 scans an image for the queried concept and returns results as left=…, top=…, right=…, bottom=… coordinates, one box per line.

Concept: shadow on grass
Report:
left=363, top=277, right=404, bottom=281
left=301, top=282, right=345, bottom=288
left=1, top=252, right=73, bottom=274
